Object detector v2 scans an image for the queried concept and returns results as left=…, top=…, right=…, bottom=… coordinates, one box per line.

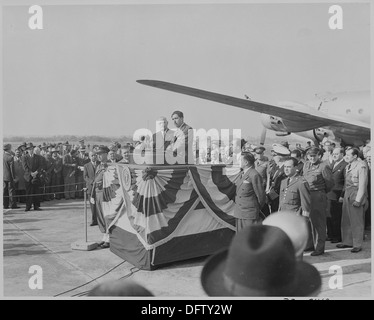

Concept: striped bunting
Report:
left=101, top=164, right=241, bottom=249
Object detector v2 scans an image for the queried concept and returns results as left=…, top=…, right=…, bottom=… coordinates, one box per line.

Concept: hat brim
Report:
left=275, top=152, right=290, bottom=156
left=201, top=251, right=321, bottom=297
left=201, top=250, right=232, bottom=296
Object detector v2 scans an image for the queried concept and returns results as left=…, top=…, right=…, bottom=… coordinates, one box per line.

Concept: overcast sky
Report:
left=2, top=2, right=370, bottom=142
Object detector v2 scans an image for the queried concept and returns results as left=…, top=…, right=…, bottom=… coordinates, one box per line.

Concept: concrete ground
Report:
left=3, top=199, right=372, bottom=299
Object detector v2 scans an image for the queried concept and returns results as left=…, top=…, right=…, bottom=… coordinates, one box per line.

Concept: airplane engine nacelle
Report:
left=260, top=114, right=288, bottom=132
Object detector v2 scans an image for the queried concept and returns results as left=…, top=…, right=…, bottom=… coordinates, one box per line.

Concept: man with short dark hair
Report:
left=279, top=157, right=310, bottom=216
left=303, top=147, right=334, bottom=256
left=234, top=153, right=266, bottom=232
left=171, top=110, right=193, bottom=164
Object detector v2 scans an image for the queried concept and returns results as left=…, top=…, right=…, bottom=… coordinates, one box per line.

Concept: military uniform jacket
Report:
left=234, top=167, right=266, bottom=219
left=303, top=160, right=334, bottom=193
left=90, top=162, right=108, bottom=198
left=279, top=174, right=311, bottom=215
left=327, top=159, right=348, bottom=201
left=343, top=159, right=368, bottom=204
left=84, top=161, right=100, bottom=196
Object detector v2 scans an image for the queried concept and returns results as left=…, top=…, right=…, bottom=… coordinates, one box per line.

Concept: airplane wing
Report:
left=137, top=80, right=370, bottom=134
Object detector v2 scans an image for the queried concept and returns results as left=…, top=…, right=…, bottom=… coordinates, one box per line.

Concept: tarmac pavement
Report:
left=2, top=199, right=372, bottom=299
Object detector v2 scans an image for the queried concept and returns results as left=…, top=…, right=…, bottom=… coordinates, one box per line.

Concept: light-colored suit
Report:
left=341, top=159, right=368, bottom=248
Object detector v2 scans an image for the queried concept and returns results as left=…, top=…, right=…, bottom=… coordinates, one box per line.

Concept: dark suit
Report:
left=21, top=153, right=44, bottom=210
left=3, top=151, right=17, bottom=208
left=62, top=153, right=77, bottom=199
left=173, top=122, right=193, bottom=164
left=76, top=153, right=90, bottom=199
left=84, top=161, right=100, bottom=224
left=152, top=129, right=174, bottom=165
left=234, top=167, right=266, bottom=232
left=326, top=159, right=348, bottom=241
left=51, top=157, right=63, bottom=199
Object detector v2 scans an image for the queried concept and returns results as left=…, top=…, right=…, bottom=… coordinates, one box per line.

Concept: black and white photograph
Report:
left=1, top=0, right=372, bottom=301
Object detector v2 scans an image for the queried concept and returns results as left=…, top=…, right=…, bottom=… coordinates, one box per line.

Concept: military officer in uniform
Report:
left=265, top=144, right=290, bottom=213
left=90, top=145, right=111, bottom=249
left=279, top=157, right=311, bottom=216
left=337, top=148, right=368, bottom=253
left=303, top=147, right=334, bottom=256
left=234, top=152, right=266, bottom=232
left=254, top=146, right=270, bottom=217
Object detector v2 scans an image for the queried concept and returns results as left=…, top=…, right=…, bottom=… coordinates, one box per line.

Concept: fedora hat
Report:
left=95, top=145, right=110, bottom=154
left=201, top=225, right=321, bottom=297
left=3, top=143, right=12, bottom=151
left=254, top=146, right=266, bottom=154
left=25, top=142, right=35, bottom=150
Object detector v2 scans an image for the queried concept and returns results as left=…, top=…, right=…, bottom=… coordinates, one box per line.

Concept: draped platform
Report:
left=102, top=163, right=241, bottom=270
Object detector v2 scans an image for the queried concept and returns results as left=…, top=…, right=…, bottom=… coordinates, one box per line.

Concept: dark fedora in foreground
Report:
left=201, top=225, right=321, bottom=297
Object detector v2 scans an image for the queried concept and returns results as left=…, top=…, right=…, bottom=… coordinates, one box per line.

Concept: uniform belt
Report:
left=95, top=184, right=103, bottom=190
left=345, top=185, right=358, bottom=190
left=310, top=189, right=324, bottom=192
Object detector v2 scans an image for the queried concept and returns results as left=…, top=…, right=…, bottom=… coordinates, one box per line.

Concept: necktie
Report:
left=287, top=178, right=290, bottom=186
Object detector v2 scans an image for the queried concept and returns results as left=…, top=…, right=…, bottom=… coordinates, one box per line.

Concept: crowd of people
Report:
left=3, top=139, right=134, bottom=212
left=233, top=138, right=371, bottom=256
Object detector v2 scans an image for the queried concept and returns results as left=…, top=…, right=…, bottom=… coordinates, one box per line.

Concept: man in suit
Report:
left=21, top=143, right=44, bottom=211
left=234, top=152, right=266, bottom=232
left=84, top=151, right=100, bottom=226
left=153, top=116, right=174, bottom=165
left=3, top=144, right=18, bottom=209
left=279, top=157, right=311, bottom=216
left=62, top=148, right=78, bottom=200
left=51, top=148, right=63, bottom=200
left=76, top=146, right=90, bottom=199
left=326, top=147, right=348, bottom=243
left=171, top=111, right=193, bottom=164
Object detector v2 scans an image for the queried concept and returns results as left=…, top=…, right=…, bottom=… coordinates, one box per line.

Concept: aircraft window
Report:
left=358, top=108, right=363, bottom=114
left=346, top=109, right=351, bottom=114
